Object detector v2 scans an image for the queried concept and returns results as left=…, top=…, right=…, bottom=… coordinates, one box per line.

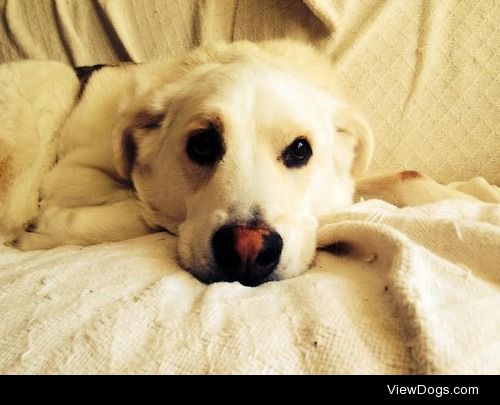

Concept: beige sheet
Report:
left=1, top=186, right=499, bottom=374
left=1, top=0, right=499, bottom=375
left=1, top=0, right=499, bottom=184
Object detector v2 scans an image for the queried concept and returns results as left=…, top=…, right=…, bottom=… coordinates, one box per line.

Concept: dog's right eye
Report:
left=281, top=137, right=312, bottom=168
left=186, top=125, right=224, bottom=166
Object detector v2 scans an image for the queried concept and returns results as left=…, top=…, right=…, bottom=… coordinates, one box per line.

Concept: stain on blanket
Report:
left=399, top=170, right=422, bottom=181
left=0, top=154, right=13, bottom=197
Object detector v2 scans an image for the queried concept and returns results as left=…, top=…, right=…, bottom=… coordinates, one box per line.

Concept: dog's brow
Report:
left=133, top=110, right=166, bottom=129
left=186, top=114, right=224, bottom=134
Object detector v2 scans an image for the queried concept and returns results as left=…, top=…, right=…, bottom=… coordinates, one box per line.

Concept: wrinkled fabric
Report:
left=1, top=0, right=499, bottom=184
left=1, top=186, right=499, bottom=374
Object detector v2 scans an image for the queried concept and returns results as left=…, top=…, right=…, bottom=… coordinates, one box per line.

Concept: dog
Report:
left=0, top=40, right=375, bottom=286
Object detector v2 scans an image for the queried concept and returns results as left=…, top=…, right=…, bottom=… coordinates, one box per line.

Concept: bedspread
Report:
left=1, top=0, right=499, bottom=184
left=0, top=0, right=499, bottom=375
left=1, top=192, right=499, bottom=374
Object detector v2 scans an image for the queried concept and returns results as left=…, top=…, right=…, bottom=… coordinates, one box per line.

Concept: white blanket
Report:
left=1, top=0, right=499, bottom=185
left=1, top=189, right=499, bottom=374
left=0, top=51, right=500, bottom=374
left=1, top=3, right=499, bottom=373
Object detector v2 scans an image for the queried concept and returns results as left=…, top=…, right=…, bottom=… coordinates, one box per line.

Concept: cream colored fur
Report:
left=0, top=41, right=374, bottom=283
left=0, top=60, right=80, bottom=243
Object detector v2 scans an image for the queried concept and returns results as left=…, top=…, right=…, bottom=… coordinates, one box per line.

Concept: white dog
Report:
left=0, top=40, right=374, bottom=286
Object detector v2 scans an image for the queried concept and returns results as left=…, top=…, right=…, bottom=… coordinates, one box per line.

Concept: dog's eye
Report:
left=186, top=126, right=224, bottom=166
left=281, top=137, right=312, bottom=168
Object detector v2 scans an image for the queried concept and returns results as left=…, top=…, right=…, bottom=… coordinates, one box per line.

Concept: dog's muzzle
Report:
left=211, top=223, right=283, bottom=286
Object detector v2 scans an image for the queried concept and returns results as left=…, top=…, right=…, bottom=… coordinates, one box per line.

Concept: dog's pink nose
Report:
left=233, top=226, right=268, bottom=264
left=211, top=224, right=283, bottom=286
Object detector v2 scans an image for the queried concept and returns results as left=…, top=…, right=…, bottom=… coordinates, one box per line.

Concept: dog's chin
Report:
left=176, top=225, right=316, bottom=286
left=178, top=256, right=311, bottom=287
left=179, top=261, right=280, bottom=287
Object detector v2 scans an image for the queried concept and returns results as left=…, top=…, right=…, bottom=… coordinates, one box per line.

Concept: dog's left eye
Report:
left=186, top=125, right=224, bottom=166
left=281, top=137, right=312, bottom=168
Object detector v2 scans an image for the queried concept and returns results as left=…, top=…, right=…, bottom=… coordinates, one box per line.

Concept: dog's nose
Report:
left=211, top=224, right=283, bottom=286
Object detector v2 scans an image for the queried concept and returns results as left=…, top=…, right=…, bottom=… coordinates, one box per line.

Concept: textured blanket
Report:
left=1, top=0, right=499, bottom=184
left=0, top=0, right=499, bottom=375
left=1, top=188, right=499, bottom=374
left=0, top=58, right=499, bottom=372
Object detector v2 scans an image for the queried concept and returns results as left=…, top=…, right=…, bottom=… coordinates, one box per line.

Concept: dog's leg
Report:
left=0, top=61, right=79, bottom=243
left=13, top=200, right=152, bottom=250
left=355, top=170, right=478, bottom=207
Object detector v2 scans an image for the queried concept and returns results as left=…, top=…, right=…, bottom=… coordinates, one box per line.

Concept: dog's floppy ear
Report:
left=334, top=104, right=374, bottom=177
left=112, top=109, right=165, bottom=180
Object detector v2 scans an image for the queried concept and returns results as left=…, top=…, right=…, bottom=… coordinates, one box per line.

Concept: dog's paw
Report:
left=10, top=231, right=60, bottom=251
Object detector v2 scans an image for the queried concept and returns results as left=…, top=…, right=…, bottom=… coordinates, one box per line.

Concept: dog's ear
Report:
left=112, top=110, right=165, bottom=180
left=334, top=104, right=374, bottom=177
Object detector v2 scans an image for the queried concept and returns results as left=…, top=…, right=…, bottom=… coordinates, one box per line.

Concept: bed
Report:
left=0, top=0, right=499, bottom=374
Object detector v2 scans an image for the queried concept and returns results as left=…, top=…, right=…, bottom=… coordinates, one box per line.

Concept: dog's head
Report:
left=112, top=43, right=373, bottom=286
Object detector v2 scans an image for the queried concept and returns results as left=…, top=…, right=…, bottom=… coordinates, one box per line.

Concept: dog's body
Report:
left=1, top=40, right=377, bottom=285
